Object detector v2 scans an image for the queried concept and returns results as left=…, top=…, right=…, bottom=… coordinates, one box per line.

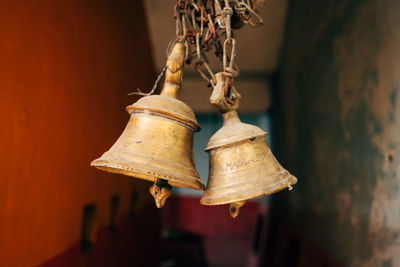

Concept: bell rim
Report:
left=199, top=175, right=297, bottom=205
left=91, top=160, right=205, bottom=191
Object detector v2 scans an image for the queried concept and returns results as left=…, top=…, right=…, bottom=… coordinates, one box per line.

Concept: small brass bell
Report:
left=200, top=73, right=297, bottom=218
left=91, top=42, right=205, bottom=208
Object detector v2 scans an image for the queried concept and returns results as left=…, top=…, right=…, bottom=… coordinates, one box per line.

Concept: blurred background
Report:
left=0, top=0, right=399, bottom=266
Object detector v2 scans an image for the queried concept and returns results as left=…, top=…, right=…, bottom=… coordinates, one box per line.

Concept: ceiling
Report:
left=143, top=0, right=288, bottom=112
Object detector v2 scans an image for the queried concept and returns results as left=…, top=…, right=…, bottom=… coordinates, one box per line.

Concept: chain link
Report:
left=233, top=0, right=264, bottom=27
left=131, top=1, right=263, bottom=97
left=195, top=60, right=216, bottom=88
left=170, top=0, right=263, bottom=95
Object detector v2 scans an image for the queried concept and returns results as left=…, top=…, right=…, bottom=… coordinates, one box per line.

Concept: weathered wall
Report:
left=274, top=0, right=400, bottom=266
left=0, top=1, right=159, bottom=266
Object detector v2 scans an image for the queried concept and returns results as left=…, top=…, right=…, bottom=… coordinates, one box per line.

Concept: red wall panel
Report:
left=0, top=1, right=159, bottom=266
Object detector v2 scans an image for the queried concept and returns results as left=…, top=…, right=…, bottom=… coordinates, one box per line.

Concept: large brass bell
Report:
left=200, top=73, right=297, bottom=218
left=91, top=42, right=205, bottom=208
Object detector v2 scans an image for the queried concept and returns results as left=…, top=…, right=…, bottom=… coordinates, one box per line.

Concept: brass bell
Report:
left=91, top=42, right=205, bottom=208
left=200, top=73, right=297, bottom=218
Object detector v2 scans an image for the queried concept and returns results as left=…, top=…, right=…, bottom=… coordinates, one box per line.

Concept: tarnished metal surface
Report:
left=91, top=42, right=204, bottom=207
left=201, top=73, right=297, bottom=217
left=200, top=110, right=297, bottom=217
left=90, top=107, right=202, bottom=189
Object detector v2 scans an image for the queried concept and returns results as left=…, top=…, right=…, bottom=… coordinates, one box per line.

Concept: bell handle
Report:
left=209, top=72, right=242, bottom=126
left=160, top=42, right=186, bottom=99
left=210, top=72, right=241, bottom=113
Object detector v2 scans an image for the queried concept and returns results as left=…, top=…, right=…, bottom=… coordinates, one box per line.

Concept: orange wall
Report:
left=0, top=0, right=157, bottom=266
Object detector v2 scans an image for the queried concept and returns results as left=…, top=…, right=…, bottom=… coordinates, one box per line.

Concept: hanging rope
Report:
left=128, top=66, right=167, bottom=96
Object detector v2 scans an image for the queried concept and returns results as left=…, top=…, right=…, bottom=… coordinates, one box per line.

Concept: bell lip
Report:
left=199, top=175, right=297, bottom=206
left=205, top=132, right=267, bottom=151
left=90, top=160, right=205, bottom=191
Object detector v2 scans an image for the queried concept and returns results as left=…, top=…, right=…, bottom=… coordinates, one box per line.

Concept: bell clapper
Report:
left=288, top=185, right=293, bottom=191
left=149, top=179, right=172, bottom=208
left=229, top=200, right=246, bottom=218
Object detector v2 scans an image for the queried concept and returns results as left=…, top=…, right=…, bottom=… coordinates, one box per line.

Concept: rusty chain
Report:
left=233, top=0, right=264, bottom=27
left=174, top=0, right=240, bottom=87
left=134, top=1, right=264, bottom=99
left=131, top=0, right=264, bottom=96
